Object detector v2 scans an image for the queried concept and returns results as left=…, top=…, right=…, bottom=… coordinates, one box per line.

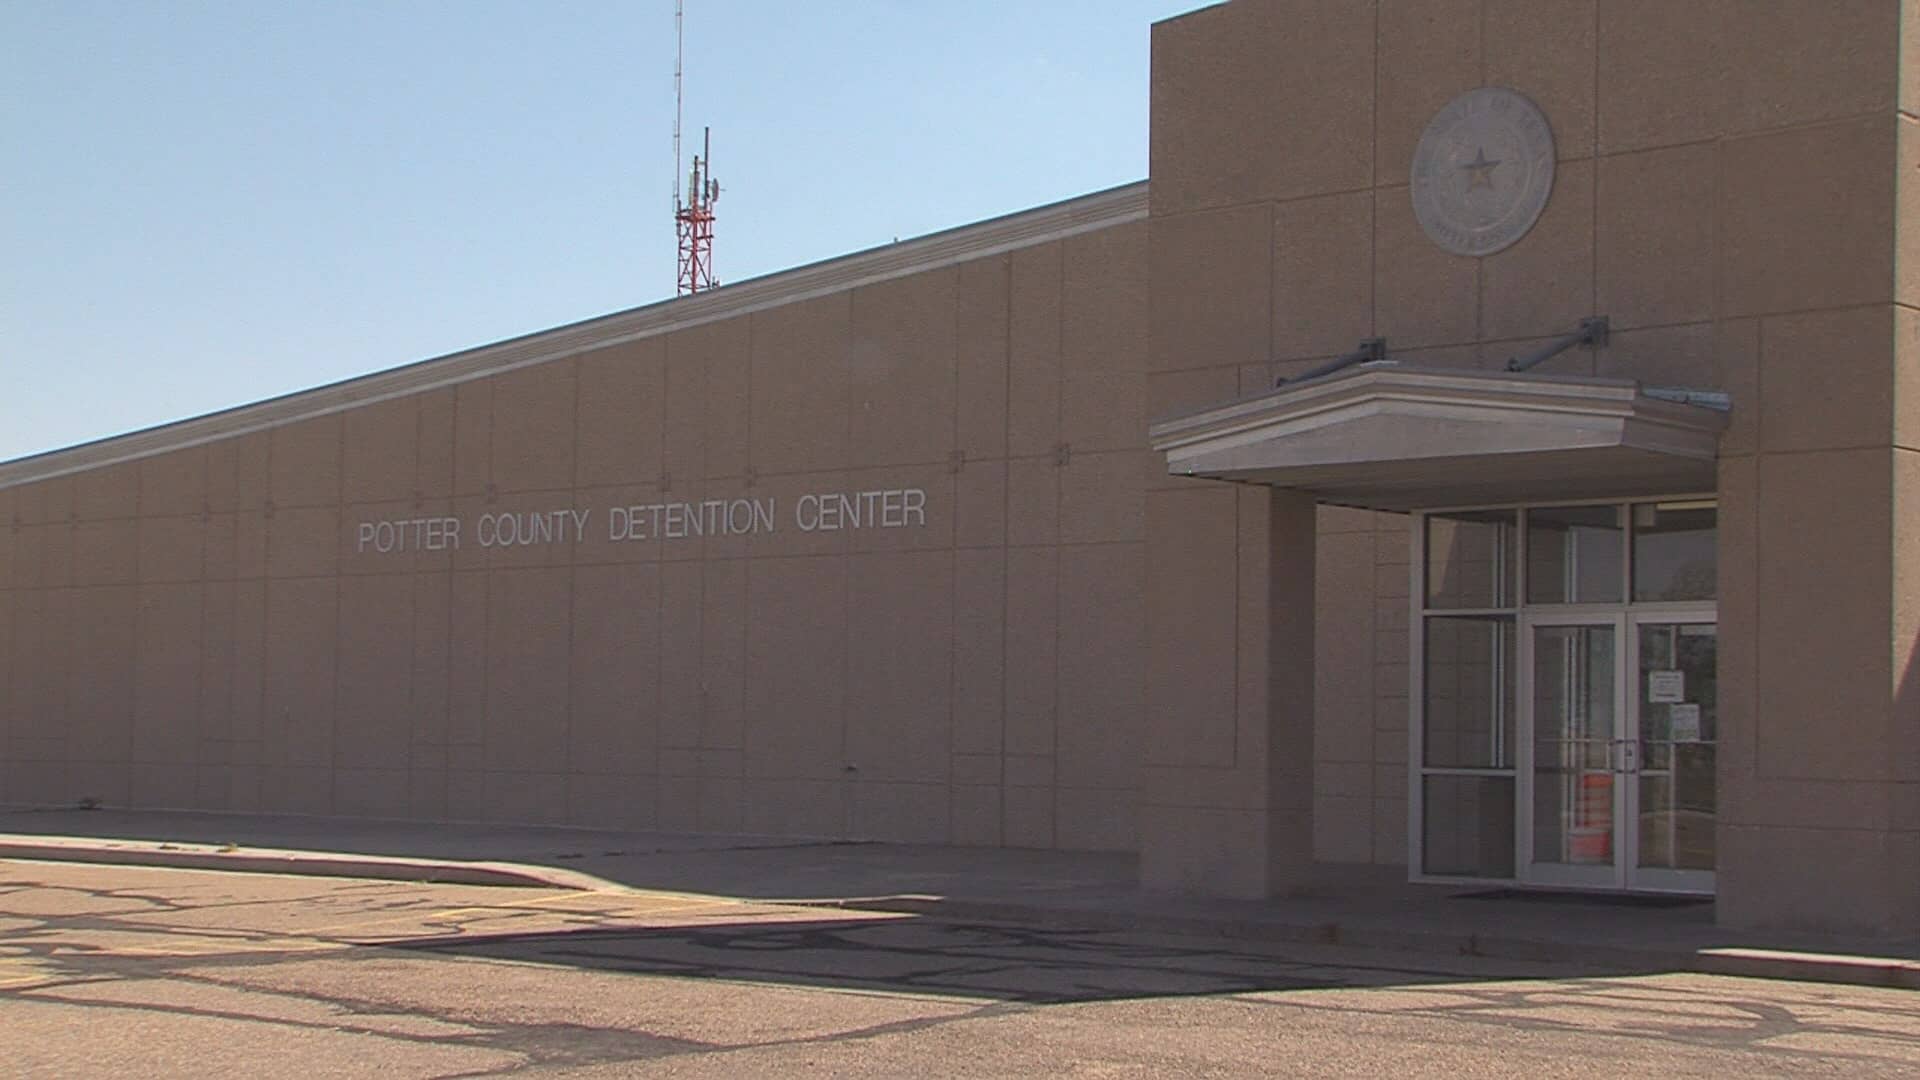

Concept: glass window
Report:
left=1422, top=615, right=1514, bottom=769
left=1422, top=775, right=1515, bottom=878
left=1425, top=510, right=1514, bottom=609
left=1526, top=505, right=1624, bottom=604
left=1632, top=501, right=1716, bottom=601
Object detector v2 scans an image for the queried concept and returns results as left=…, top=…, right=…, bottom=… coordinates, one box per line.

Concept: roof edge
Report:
left=2, top=180, right=1150, bottom=491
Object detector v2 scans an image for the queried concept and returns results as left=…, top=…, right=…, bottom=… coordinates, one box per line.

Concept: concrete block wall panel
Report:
left=342, top=398, right=418, bottom=505
left=1063, top=225, right=1149, bottom=453
left=848, top=270, right=959, bottom=467
left=0, top=216, right=1152, bottom=855
left=1142, top=0, right=1917, bottom=930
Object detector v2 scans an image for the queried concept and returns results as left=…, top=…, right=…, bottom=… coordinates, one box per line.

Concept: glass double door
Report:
left=1520, top=612, right=1717, bottom=893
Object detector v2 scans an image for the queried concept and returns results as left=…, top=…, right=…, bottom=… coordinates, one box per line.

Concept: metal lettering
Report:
left=353, top=488, right=923, bottom=556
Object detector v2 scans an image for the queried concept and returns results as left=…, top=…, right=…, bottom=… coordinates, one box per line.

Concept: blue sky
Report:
left=1, top=1, right=1202, bottom=463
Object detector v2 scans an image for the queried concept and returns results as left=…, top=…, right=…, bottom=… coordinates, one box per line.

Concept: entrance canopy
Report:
left=1148, top=364, right=1730, bottom=512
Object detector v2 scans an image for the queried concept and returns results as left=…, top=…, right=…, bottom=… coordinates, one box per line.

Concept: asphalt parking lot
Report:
left=1, top=859, right=1916, bottom=1077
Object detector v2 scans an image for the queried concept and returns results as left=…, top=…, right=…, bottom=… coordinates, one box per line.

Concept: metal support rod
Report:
left=1277, top=338, right=1387, bottom=387
left=1504, top=317, right=1609, bottom=373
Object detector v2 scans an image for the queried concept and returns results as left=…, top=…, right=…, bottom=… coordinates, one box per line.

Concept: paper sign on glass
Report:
left=1648, top=670, right=1685, bottom=704
left=1669, top=703, right=1702, bottom=742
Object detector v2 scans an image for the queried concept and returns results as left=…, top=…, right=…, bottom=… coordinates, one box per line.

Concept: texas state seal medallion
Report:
left=1410, top=87, right=1555, bottom=257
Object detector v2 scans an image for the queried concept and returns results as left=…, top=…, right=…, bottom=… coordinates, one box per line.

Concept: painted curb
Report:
left=0, top=837, right=618, bottom=893
left=1696, top=948, right=1920, bottom=990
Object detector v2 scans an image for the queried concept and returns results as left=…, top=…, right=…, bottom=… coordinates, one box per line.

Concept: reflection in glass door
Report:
left=1520, top=616, right=1717, bottom=891
left=1524, top=621, right=1620, bottom=888
left=1631, top=620, right=1716, bottom=892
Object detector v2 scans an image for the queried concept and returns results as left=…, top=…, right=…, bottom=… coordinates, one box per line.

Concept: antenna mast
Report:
left=672, top=0, right=681, bottom=213
left=673, top=1, right=717, bottom=296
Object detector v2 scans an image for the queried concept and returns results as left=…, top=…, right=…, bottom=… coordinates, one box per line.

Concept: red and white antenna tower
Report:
left=673, top=1, right=717, bottom=296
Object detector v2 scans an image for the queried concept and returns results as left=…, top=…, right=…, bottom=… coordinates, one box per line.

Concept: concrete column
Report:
left=1716, top=441, right=1917, bottom=936
left=1265, top=488, right=1317, bottom=890
left=1140, top=483, right=1316, bottom=897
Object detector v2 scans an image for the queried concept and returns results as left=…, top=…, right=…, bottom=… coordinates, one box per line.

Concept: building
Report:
left=2, top=0, right=1916, bottom=937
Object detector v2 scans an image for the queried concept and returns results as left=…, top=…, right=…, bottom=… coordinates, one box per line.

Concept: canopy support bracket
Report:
left=1505, top=316, right=1610, bottom=373
left=1278, top=338, right=1387, bottom=387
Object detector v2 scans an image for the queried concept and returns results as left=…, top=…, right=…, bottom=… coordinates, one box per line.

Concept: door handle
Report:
left=1619, top=739, right=1639, bottom=775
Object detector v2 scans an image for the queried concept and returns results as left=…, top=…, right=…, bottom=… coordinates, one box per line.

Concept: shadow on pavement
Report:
left=391, top=915, right=1630, bottom=1005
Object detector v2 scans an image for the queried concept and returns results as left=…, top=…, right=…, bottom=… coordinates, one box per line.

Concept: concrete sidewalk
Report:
left=2, top=807, right=1915, bottom=990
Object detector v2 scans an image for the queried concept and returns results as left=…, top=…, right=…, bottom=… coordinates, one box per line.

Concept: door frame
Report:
left=1407, top=496, right=1719, bottom=895
left=1516, top=610, right=1627, bottom=890
left=1513, top=607, right=1716, bottom=893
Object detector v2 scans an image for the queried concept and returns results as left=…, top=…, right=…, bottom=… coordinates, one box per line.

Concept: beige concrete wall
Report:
left=0, top=221, right=1155, bottom=852
left=1144, top=0, right=1918, bottom=930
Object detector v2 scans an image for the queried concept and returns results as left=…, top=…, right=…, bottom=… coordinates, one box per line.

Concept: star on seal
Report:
left=1462, top=146, right=1501, bottom=190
